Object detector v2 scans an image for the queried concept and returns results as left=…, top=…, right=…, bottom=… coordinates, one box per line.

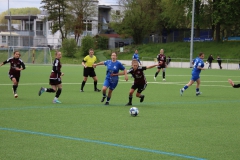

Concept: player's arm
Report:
left=93, top=61, right=104, bottom=68
left=111, top=71, right=125, bottom=76
left=15, top=61, right=26, bottom=71
left=123, top=69, right=128, bottom=81
left=82, top=60, right=87, bottom=68
left=0, top=60, right=9, bottom=66
left=82, top=56, right=88, bottom=68
left=146, top=64, right=158, bottom=69
left=197, top=63, right=205, bottom=70
left=53, top=60, right=62, bottom=75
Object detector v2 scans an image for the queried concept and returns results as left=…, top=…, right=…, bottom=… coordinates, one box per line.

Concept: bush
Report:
left=96, top=36, right=109, bottom=49
left=61, top=38, right=77, bottom=57
left=81, top=36, right=94, bottom=56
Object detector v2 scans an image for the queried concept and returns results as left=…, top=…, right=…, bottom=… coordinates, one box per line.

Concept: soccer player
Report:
left=93, top=52, right=128, bottom=105
left=154, top=49, right=167, bottom=81
left=228, top=79, right=240, bottom=88
left=80, top=48, right=101, bottom=92
left=180, top=52, right=205, bottom=96
left=114, top=59, right=159, bottom=106
left=0, top=51, right=26, bottom=98
left=38, top=51, right=64, bottom=103
left=132, top=49, right=141, bottom=65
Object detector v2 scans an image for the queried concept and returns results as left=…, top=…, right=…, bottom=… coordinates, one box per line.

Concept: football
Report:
left=205, top=61, right=208, bottom=64
left=129, top=107, right=139, bottom=117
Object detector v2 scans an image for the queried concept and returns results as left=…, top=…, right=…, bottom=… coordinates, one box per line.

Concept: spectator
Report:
left=167, top=56, right=171, bottom=65
left=217, top=56, right=222, bottom=69
left=207, top=55, right=214, bottom=69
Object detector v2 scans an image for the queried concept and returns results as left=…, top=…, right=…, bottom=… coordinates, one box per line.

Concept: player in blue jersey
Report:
left=93, top=52, right=128, bottom=105
left=132, top=50, right=141, bottom=65
left=180, top=52, right=205, bottom=96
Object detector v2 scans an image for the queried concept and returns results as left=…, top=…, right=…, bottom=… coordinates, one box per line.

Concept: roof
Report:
left=98, top=5, right=112, bottom=9
left=5, top=15, right=37, bottom=20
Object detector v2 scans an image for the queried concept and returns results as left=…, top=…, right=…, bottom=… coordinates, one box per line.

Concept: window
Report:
left=2, top=36, right=6, bottom=43
left=83, top=20, right=92, bottom=31
left=116, top=10, right=120, bottom=15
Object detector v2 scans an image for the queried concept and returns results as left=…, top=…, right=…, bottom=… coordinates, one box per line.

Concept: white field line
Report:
left=0, top=81, right=232, bottom=88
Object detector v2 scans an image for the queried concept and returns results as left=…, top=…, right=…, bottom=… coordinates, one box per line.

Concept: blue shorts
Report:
left=103, top=78, right=118, bottom=90
left=191, top=74, right=200, bottom=81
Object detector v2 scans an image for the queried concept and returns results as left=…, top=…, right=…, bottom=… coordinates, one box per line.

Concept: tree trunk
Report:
left=215, top=22, right=221, bottom=42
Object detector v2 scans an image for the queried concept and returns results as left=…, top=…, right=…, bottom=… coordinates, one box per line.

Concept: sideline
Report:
left=0, top=127, right=207, bottom=160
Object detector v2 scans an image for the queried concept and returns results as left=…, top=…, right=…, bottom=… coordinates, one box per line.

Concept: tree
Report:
left=68, top=0, right=98, bottom=44
left=81, top=35, right=94, bottom=56
left=0, top=8, right=40, bottom=26
left=41, top=0, right=73, bottom=42
left=112, top=0, right=160, bottom=44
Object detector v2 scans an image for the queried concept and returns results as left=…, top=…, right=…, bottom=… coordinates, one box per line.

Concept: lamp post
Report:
left=190, top=0, right=196, bottom=68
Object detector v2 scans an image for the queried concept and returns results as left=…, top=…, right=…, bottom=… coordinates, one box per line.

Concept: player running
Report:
left=0, top=51, right=26, bottom=98
left=114, top=59, right=159, bottom=106
left=180, top=52, right=205, bottom=96
left=154, top=49, right=167, bottom=81
left=38, top=51, right=64, bottom=103
left=93, top=52, right=128, bottom=105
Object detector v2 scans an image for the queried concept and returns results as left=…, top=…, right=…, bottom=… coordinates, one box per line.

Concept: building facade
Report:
left=0, top=2, right=124, bottom=49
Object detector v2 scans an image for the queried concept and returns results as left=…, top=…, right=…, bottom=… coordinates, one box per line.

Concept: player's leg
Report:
left=105, top=81, right=118, bottom=105
left=228, top=79, right=240, bottom=88
left=81, top=68, right=89, bottom=92
left=92, top=75, right=101, bottom=92
left=39, top=79, right=57, bottom=96
left=136, top=84, right=146, bottom=102
left=126, top=86, right=135, bottom=106
left=53, top=84, right=62, bottom=103
left=162, top=68, right=166, bottom=81
left=196, top=78, right=202, bottom=96
left=101, top=80, right=109, bottom=102
left=105, top=89, right=113, bottom=105
left=180, top=79, right=195, bottom=96
left=80, top=76, right=88, bottom=92
left=11, top=77, right=18, bottom=98
left=154, top=68, right=160, bottom=81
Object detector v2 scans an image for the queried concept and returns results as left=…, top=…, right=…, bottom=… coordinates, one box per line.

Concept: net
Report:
left=7, top=46, right=52, bottom=64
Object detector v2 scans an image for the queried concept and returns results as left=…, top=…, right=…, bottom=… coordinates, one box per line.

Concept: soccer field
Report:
left=0, top=65, right=240, bottom=160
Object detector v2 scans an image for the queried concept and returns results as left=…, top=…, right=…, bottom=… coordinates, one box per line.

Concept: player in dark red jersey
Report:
left=154, top=49, right=167, bottom=81
left=0, top=51, right=26, bottom=98
left=113, top=59, right=159, bottom=106
left=38, top=51, right=64, bottom=103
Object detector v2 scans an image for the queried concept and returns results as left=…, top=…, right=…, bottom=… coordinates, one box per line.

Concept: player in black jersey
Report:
left=113, top=59, right=159, bottom=106
left=154, top=49, right=167, bottom=81
left=0, top=51, right=26, bottom=98
left=38, top=51, right=64, bottom=103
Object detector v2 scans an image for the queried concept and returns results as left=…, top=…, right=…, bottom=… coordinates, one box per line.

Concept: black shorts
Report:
left=83, top=67, right=96, bottom=77
left=131, top=83, right=147, bottom=93
left=157, top=65, right=166, bottom=69
left=49, top=78, right=62, bottom=85
left=9, top=74, right=20, bottom=82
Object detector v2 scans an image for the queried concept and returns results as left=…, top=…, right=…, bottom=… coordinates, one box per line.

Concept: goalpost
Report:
left=8, top=46, right=52, bottom=64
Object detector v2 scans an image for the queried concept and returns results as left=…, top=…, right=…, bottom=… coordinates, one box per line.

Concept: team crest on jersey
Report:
left=114, top=66, right=116, bottom=69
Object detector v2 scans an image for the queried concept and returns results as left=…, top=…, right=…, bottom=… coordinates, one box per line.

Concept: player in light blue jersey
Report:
left=132, top=50, right=141, bottom=65
left=180, top=52, right=205, bottom=96
left=93, top=52, right=128, bottom=105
